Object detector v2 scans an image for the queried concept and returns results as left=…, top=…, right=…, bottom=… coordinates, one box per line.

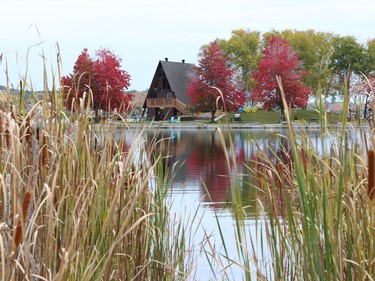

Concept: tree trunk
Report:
left=279, top=105, right=285, bottom=123
left=364, top=94, right=369, bottom=119
left=211, top=109, right=217, bottom=123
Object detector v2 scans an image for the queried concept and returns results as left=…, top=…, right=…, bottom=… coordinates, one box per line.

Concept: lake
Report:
left=122, top=127, right=343, bottom=279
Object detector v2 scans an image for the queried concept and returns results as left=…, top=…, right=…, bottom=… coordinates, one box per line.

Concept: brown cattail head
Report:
left=41, top=132, right=49, bottom=167
left=5, top=116, right=11, bottom=148
left=14, top=191, right=32, bottom=247
left=368, top=149, right=375, bottom=200
left=14, top=224, right=23, bottom=248
left=22, top=191, right=32, bottom=219
left=0, top=111, right=3, bottom=148
left=0, top=110, right=3, bottom=135
left=25, top=116, right=32, bottom=147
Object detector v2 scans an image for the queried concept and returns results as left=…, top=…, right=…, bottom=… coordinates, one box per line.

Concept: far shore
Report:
left=93, top=120, right=365, bottom=131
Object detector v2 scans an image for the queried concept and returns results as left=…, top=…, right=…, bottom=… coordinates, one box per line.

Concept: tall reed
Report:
left=203, top=76, right=375, bottom=280
left=0, top=50, right=195, bottom=280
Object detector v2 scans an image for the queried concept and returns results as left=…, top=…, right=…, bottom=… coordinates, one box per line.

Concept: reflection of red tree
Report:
left=186, top=148, right=204, bottom=172
left=235, top=147, right=245, bottom=163
left=202, top=177, right=231, bottom=208
left=248, top=144, right=309, bottom=192
left=248, top=153, right=292, bottom=217
left=248, top=154, right=269, bottom=190
left=186, top=140, right=232, bottom=209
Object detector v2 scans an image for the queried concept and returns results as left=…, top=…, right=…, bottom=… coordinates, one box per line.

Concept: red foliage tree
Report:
left=187, top=41, right=245, bottom=122
left=62, top=48, right=132, bottom=112
left=62, top=48, right=93, bottom=111
left=251, top=36, right=310, bottom=122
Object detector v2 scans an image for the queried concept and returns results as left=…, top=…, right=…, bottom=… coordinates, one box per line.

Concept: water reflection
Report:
left=136, top=129, right=333, bottom=215
left=119, top=128, right=350, bottom=279
left=118, top=128, right=348, bottom=214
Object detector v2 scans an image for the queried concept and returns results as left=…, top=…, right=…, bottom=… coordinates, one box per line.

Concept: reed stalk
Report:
left=201, top=76, right=375, bottom=280
left=0, top=49, right=196, bottom=280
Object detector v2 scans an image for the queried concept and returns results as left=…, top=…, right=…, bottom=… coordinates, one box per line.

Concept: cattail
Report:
left=0, top=110, right=3, bottom=134
left=22, top=191, right=32, bottom=219
left=25, top=116, right=32, bottom=147
left=5, top=118, right=11, bottom=148
left=368, top=149, right=375, bottom=200
left=41, top=131, right=49, bottom=167
left=14, top=224, right=23, bottom=248
left=5, top=129, right=10, bottom=148
left=0, top=111, right=3, bottom=148
left=14, top=191, right=32, bottom=247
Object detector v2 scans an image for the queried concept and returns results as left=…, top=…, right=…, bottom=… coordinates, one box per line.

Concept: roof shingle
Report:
left=158, top=60, right=195, bottom=105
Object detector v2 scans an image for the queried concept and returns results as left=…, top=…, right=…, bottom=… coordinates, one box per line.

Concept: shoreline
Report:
left=94, top=121, right=366, bottom=131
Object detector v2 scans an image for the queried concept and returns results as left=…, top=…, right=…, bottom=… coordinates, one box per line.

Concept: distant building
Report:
left=142, top=58, right=194, bottom=120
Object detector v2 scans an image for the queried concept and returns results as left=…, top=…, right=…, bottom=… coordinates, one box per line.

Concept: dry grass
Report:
left=0, top=74, right=195, bottom=280
left=201, top=75, right=375, bottom=280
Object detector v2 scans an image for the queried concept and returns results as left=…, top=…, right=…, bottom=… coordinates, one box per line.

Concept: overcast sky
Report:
left=1, top=0, right=374, bottom=91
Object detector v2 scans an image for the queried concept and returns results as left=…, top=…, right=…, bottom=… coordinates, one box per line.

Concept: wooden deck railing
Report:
left=146, top=98, right=189, bottom=115
left=146, top=98, right=174, bottom=107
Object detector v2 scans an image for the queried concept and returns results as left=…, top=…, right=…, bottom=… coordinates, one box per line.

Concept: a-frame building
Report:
left=142, top=58, right=194, bottom=121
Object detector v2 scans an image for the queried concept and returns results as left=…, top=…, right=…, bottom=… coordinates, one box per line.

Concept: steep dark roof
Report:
left=159, top=60, right=195, bottom=105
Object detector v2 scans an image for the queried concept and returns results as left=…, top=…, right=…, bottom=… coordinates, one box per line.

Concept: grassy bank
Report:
left=226, top=109, right=342, bottom=124
left=0, top=87, right=196, bottom=280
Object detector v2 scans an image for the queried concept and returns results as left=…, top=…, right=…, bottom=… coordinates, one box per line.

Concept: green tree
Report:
left=218, top=29, right=261, bottom=92
left=329, top=36, right=369, bottom=95
left=263, top=29, right=335, bottom=96
left=367, top=38, right=375, bottom=74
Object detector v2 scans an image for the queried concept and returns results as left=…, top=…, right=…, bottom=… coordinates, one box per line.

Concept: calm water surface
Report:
left=123, top=128, right=344, bottom=280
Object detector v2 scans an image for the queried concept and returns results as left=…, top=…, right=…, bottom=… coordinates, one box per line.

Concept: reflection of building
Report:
left=142, top=59, right=194, bottom=121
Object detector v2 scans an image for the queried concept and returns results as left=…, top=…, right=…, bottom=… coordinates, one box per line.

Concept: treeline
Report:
left=214, top=29, right=375, bottom=97
left=0, top=86, right=44, bottom=97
